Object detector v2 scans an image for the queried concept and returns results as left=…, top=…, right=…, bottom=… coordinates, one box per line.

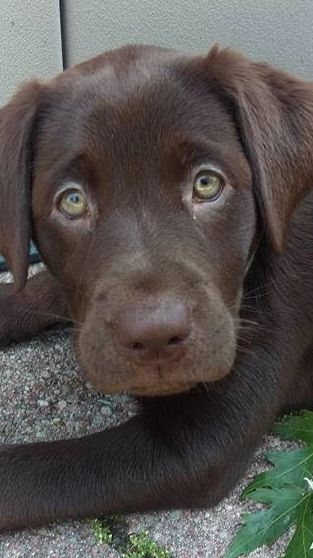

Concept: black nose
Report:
left=115, top=300, right=191, bottom=364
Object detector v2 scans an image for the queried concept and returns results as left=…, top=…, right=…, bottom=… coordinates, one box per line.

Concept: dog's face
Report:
left=1, top=45, right=313, bottom=396
left=31, top=48, right=255, bottom=395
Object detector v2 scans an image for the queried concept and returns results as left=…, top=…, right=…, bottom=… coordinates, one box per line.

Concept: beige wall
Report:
left=1, top=0, right=312, bottom=107
left=0, top=0, right=63, bottom=104
left=62, top=0, right=313, bottom=78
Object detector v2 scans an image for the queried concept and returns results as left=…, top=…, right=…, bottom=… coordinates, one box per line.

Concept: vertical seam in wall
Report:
left=59, top=0, right=68, bottom=69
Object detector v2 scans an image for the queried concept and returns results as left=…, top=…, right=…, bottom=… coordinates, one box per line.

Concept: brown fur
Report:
left=0, top=44, right=313, bottom=530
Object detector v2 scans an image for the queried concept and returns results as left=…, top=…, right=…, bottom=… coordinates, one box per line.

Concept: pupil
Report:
left=200, top=177, right=209, bottom=186
left=70, top=194, right=80, bottom=204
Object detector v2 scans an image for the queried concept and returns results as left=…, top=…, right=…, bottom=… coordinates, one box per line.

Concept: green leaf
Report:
left=225, top=486, right=305, bottom=558
left=273, top=411, right=313, bottom=445
left=225, top=412, right=313, bottom=558
left=283, top=495, right=313, bottom=558
left=243, top=448, right=313, bottom=496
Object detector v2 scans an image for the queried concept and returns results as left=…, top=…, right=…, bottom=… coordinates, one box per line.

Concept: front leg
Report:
left=0, top=270, right=68, bottom=344
left=0, top=342, right=289, bottom=531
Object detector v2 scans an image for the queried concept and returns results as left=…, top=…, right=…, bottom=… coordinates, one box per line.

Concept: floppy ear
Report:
left=0, top=81, right=42, bottom=291
left=204, top=46, right=313, bottom=252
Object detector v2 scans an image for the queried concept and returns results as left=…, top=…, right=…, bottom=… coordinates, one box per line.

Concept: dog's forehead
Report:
left=45, top=47, right=238, bottom=154
left=58, top=45, right=192, bottom=103
left=35, top=46, right=249, bottom=194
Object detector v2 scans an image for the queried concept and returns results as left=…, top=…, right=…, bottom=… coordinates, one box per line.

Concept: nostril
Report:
left=168, top=335, right=184, bottom=346
left=130, top=341, right=145, bottom=351
left=115, top=300, right=191, bottom=358
left=129, top=335, right=187, bottom=352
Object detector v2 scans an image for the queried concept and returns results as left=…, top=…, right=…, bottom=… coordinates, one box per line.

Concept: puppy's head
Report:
left=1, top=45, right=313, bottom=396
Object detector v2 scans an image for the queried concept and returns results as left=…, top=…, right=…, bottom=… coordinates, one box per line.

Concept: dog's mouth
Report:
left=82, top=358, right=234, bottom=396
left=83, top=366, right=198, bottom=396
left=76, top=301, right=237, bottom=397
left=77, top=337, right=236, bottom=397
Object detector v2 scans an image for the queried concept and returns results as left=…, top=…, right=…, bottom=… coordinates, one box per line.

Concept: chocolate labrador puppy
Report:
left=1, top=44, right=313, bottom=531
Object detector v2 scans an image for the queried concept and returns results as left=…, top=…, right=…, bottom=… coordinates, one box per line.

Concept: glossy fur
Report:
left=0, top=44, right=313, bottom=530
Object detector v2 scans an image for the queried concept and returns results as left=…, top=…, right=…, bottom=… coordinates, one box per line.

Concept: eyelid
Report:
left=193, top=163, right=228, bottom=182
left=54, top=182, right=86, bottom=201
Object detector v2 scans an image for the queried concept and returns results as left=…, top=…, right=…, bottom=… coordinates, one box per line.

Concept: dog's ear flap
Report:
left=0, top=81, right=42, bottom=290
left=204, top=46, right=313, bottom=252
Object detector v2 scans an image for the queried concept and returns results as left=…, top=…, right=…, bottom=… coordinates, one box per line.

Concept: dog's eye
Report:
left=58, top=189, right=88, bottom=218
left=193, top=170, right=224, bottom=202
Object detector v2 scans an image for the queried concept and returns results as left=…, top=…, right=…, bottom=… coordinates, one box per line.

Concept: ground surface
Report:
left=0, top=267, right=293, bottom=558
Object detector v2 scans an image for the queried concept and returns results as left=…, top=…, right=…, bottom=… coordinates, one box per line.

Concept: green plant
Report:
left=90, top=518, right=113, bottom=545
left=123, top=531, right=171, bottom=558
left=90, top=514, right=171, bottom=558
left=225, top=410, right=313, bottom=557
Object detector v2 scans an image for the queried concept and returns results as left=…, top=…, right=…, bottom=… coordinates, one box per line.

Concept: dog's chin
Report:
left=84, top=373, right=197, bottom=396
left=129, top=382, right=197, bottom=397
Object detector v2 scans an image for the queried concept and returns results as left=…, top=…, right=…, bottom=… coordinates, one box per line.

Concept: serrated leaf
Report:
left=283, top=494, right=313, bottom=558
left=273, top=411, right=313, bottom=445
left=225, top=486, right=305, bottom=558
left=243, top=448, right=313, bottom=496
left=225, top=412, right=313, bottom=558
